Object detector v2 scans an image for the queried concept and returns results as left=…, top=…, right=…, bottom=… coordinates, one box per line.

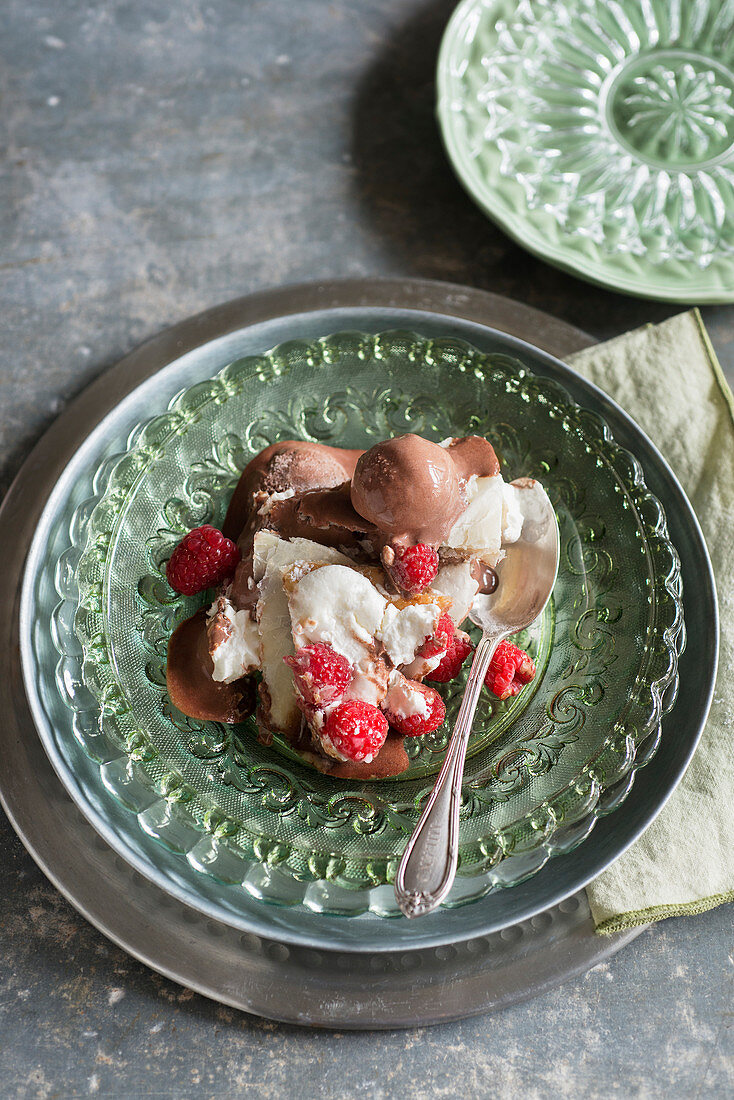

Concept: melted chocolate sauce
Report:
left=471, top=559, right=498, bottom=594
left=167, top=609, right=256, bottom=723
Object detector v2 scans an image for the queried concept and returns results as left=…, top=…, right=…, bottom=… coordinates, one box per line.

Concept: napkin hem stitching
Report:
left=593, top=890, right=734, bottom=936
left=692, top=307, right=734, bottom=428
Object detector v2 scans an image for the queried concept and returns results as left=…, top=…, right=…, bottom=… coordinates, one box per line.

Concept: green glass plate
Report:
left=437, top=0, right=734, bottom=302
left=59, top=330, right=683, bottom=910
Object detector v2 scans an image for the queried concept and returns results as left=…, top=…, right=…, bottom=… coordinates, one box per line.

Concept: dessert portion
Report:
left=165, top=433, right=543, bottom=779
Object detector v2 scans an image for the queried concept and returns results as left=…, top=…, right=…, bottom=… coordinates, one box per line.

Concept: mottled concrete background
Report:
left=1, top=1, right=732, bottom=1097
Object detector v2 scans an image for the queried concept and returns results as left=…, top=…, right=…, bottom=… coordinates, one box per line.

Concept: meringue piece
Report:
left=383, top=669, right=430, bottom=721
left=252, top=529, right=281, bottom=583
left=507, top=477, right=550, bottom=541
left=377, top=601, right=442, bottom=668
left=429, top=562, right=479, bottom=627
left=444, top=473, right=504, bottom=564
left=501, top=481, right=525, bottom=544
left=256, top=535, right=353, bottom=734
left=288, top=564, right=387, bottom=666
left=256, top=488, right=295, bottom=517
left=402, top=649, right=445, bottom=680
left=206, top=596, right=259, bottom=684
left=252, top=530, right=351, bottom=583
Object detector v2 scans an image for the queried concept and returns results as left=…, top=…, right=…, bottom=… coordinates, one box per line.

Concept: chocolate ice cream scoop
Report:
left=445, top=435, right=500, bottom=481
left=350, top=434, right=465, bottom=545
left=222, top=440, right=362, bottom=541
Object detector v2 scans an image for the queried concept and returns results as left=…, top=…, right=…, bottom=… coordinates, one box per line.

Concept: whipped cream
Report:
left=444, top=473, right=504, bottom=564
left=429, top=562, right=479, bottom=626
left=288, top=564, right=386, bottom=665
left=206, top=596, right=259, bottom=683
left=377, top=601, right=441, bottom=667
left=383, top=669, right=430, bottom=721
left=402, top=649, right=444, bottom=680
left=506, top=477, right=549, bottom=540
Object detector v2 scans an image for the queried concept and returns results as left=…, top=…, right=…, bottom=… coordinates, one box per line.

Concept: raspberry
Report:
left=166, top=525, right=241, bottom=596
left=427, top=629, right=473, bottom=683
left=383, top=682, right=446, bottom=738
left=417, top=612, right=454, bottom=660
left=320, top=700, right=389, bottom=763
left=385, top=543, right=439, bottom=595
left=484, top=641, right=536, bottom=700
left=284, top=643, right=352, bottom=707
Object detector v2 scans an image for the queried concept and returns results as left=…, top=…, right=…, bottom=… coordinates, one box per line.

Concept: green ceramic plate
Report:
left=437, top=0, right=734, bottom=302
left=62, top=330, right=683, bottom=911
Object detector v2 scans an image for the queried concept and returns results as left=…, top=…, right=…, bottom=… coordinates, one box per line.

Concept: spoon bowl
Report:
left=470, top=479, right=561, bottom=636
left=394, top=480, right=560, bottom=919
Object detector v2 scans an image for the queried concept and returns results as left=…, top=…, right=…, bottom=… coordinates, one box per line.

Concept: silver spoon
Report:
left=394, top=480, right=560, bottom=919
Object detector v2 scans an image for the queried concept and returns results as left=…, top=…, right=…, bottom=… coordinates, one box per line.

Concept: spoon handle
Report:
left=394, top=632, right=505, bottom=919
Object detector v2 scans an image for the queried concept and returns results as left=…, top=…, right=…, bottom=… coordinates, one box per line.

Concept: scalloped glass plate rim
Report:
left=436, top=0, right=734, bottom=304
left=56, top=328, right=683, bottom=910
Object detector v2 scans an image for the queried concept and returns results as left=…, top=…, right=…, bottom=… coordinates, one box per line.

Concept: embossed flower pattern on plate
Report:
left=611, top=62, right=734, bottom=165
left=438, top=0, right=734, bottom=299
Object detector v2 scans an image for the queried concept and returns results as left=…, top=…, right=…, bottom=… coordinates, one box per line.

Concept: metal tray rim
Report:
left=2, top=278, right=718, bottom=963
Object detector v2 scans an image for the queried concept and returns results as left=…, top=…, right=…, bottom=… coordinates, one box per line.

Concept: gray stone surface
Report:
left=1, top=1, right=732, bottom=1096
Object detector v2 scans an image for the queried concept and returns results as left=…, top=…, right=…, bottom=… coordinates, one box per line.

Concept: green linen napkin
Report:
left=566, top=310, right=733, bottom=934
